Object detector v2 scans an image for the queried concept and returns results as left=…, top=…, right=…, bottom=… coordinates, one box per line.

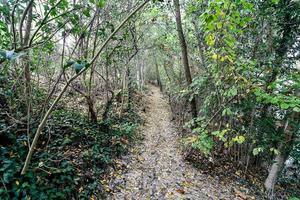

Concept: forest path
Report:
left=108, top=86, right=237, bottom=200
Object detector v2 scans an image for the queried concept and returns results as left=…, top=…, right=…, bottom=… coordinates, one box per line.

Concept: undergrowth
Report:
left=0, top=106, right=141, bottom=199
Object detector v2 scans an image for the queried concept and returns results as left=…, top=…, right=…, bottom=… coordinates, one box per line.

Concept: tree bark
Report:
left=86, top=96, right=97, bottom=123
left=154, top=53, right=162, bottom=91
left=173, top=0, right=197, bottom=118
left=264, top=107, right=299, bottom=195
left=22, top=2, right=33, bottom=149
left=264, top=147, right=285, bottom=196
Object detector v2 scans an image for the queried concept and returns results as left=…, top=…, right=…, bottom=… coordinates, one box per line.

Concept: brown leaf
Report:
left=176, top=188, right=185, bottom=194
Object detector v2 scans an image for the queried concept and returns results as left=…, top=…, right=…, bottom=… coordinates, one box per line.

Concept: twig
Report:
left=35, top=167, right=52, bottom=175
left=0, top=177, right=8, bottom=193
left=203, top=95, right=236, bottom=129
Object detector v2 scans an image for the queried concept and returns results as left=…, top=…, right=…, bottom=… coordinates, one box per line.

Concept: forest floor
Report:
left=106, top=86, right=252, bottom=200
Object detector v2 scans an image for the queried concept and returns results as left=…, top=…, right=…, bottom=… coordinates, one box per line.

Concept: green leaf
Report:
left=222, top=108, right=233, bottom=116
left=62, top=137, right=72, bottom=145
left=72, top=61, right=89, bottom=73
left=289, top=197, right=300, bottom=200
left=280, top=103, right=289, bottom=109
left=211, top=131, right=220, bottom=136
left=212, top=129, right=228, bottom=142
left=253, top=147, right=263, bottom=156
left=293, top=107, right=300, bottom=112
left=0, top=49, right=6, bottom=58
left=83, top=9, right=90, bottom=17
left=228, top=87, right=237, bottom=97
left=73, top=62, right=84, bottom=73
left=97, top=0, right=105, bottom=8
left=64, top=60, right=75, bottom=69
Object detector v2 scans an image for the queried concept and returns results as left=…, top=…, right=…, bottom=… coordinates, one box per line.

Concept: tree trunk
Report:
left=264, top=115, right=297, bottom=195
left=154, top=53, right=162, bottom=91
left=264, top=148, right=285, bottom=196
left=127, top=64, right=133, bottom=109
left=138, top=58, right=142, bottom=90
left=22, top=2, right=33, bottom=148
left=86, top=96, right=97, bottom=123
left=173, top=0, right=197, bottom=118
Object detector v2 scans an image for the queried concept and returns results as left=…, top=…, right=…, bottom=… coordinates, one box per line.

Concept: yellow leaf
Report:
left=166, top=191, right=174, bottom=197
left=206, top=34, right=215, bottom=46
left=181, top=181, right=192, bottom=187
left=232, top=135, right=245, bottom=144
left=211, top=54, right=218, bottom=60
left=235, top=170, right=241, bottom=176
left=16, top=180, right=19, bottom=185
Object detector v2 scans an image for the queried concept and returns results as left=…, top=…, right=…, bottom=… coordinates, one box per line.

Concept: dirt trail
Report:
left=108, top=86, right=237, bottom=200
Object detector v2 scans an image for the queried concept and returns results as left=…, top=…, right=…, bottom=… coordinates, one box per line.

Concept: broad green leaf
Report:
left=73, top=62, right=85, bottom=73
left=222, top=108, right=233, bottom=116
left=83, top=9, right=90, bottom=17
left=228, top=87, right=237, bottom=97
left=97, top=0, right=105, bottom=8
left=64, top=60, right=75, bottom=69
left=280, top=103, right=289, bottom=109
left=293, top=107, right=300, bottom=112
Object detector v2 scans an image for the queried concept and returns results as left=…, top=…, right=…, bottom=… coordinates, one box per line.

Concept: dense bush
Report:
left=0, top=106, right=140, bottom=199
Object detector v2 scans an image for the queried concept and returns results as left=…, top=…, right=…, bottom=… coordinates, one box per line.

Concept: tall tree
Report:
left=173, top=0, right=197, bottom=118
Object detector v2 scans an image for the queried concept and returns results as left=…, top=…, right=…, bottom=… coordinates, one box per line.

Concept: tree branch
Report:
left=20, top=0, right=150, bottom=175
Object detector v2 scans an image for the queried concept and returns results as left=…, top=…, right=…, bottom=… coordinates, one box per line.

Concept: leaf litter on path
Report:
left=107, top=86, right=248, bottom=200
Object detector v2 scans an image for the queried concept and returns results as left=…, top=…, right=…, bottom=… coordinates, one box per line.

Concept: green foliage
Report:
left=152, top=0, right=300, bottom=196
left=212, top=129, right=228, bottom=142
left=0, top=0, right=298, bottom=198
left=185, top=0, right=299, bottom=159
left=73, top=61, right=88, bottom=74
left=0, top=22, right=9, bottom=49
left=185, top=128, right=214, bottom=156
left=289, top=198, right=300, bottom=200
left=97, top=0, right=106, bottom=8
left=0, top=134, right=78, bottom=199
left=254, top=85, right=300, bottom=112
left=0, top=106, right=140, bottom=199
